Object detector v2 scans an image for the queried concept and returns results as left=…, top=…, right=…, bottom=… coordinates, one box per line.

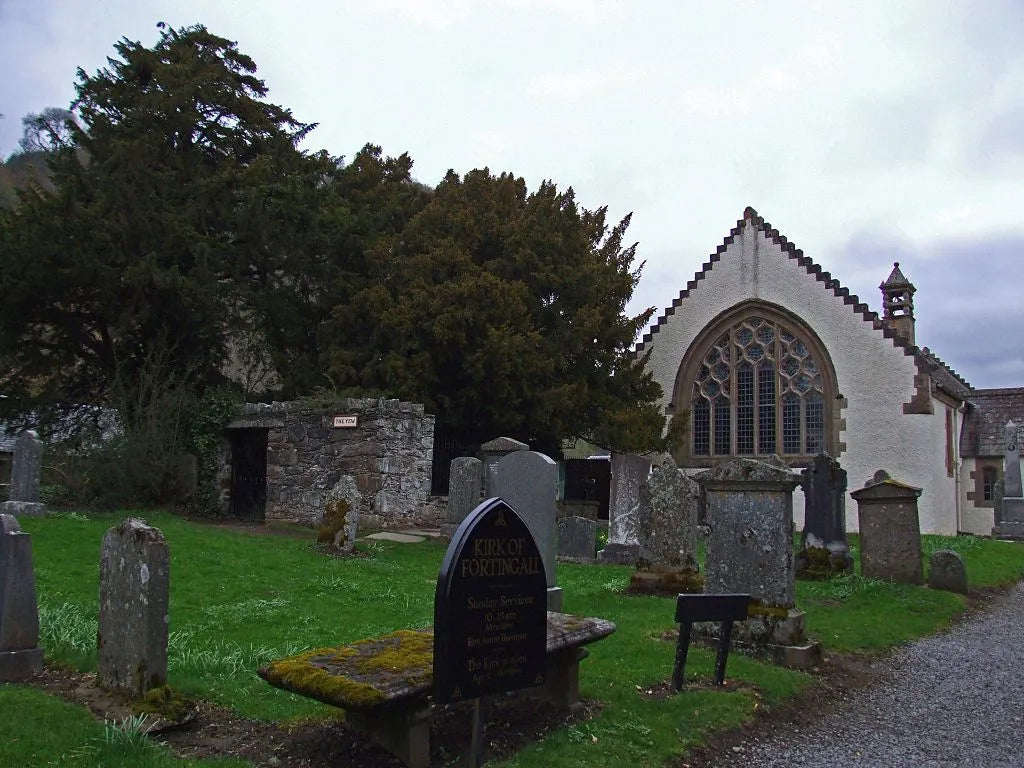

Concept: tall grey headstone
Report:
left=491, top=450, right=561, bottom=610
left=1, top=431, right=46, bottom=517
left=639, top=464, right=700, bottom=570
left=557, top=516, right=597, bottom=562
left=851, top=470, right=923, bottom=584
left=796, top=453, right=852, bottom=577
left=697, top=456, right=809, bottom=648
left=0, top=514, right=43, bottom=681
left=322, top=475, right=360, bottom=553
left=597, top=453, right=651, bottom=565
left=480, top=436, right=529, bottom=496
left=994, top=420, right=1024, bottom=539
left=98, top=518, right=170, bottom=696
left=442, top=456, right=483, bottom=539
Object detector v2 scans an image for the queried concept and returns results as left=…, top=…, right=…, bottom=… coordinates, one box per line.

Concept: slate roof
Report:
left=960, top=388, right=1024, bottom=458
left=637, top=207, right=973, bottom=401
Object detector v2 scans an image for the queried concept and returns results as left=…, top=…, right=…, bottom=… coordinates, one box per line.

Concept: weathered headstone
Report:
left=557, top=516, right=596, bottom=562
left=434, top=497, right=547, bottom=704
left=442, top=456, right=483, bottom=539
left=0, top=514, right=43, bottom=681
left=851, top=470, right=923, bottom=584
left=630, top=463, right=703, bottom=594
left=597, top=453, right=651, bottom=565
left=928, top=550, right=968, bottom=594
left=698, top=457, right=816, bottom=659
left=1, top=430, right=46, bottom=517
left=492, top=450, right=562, bottom=610
left=319, top=475, right=360, bottom=552
left=993, top=420, right=1024, bottom=540
left=480, top=436, right=529, bottom=496
left=796, top=453, right=852, bottom=578
left=98, top=518, right=170, bottom=696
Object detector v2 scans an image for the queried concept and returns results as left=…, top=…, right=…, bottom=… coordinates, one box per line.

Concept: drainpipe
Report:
left=955, top=401, right=971, bottom=534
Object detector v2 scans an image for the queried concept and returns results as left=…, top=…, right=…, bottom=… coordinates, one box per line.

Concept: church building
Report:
left=638, top=207, right=1019, bottom=536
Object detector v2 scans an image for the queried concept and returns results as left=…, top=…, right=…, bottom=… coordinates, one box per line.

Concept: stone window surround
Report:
left=668, top=300, right=845, bottom=467
left=968, top=460, right=1001, bottom=508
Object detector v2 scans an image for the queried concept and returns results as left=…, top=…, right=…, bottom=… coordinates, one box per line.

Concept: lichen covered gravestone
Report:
left=98, top=518, right=170, bottom=696
left=318, top=475, right=361, bottom=552
left=928, top=550, right=968, bottom=594
left=597, top=453, right=651, bottom=565
left=492, top=450, right=562, bottom=610
left=630, top=463, right=702, bottom=595
left=441, top=456, right=483, bottom=539
left=851, top=470, right=923, bottom=584
left=557, top=516, right=597, bottom=562
left=0, top=514, right=43, bottom=681
left=1, top=430, right=47, bottom=518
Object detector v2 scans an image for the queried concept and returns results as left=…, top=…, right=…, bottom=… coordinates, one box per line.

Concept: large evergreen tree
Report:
left=0, top=24, right=330, bottom=424
left=319, top=168, right=664, bottom=453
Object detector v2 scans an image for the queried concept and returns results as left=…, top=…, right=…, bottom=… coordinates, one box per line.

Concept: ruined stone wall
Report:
left=220, top=399, right=435, bottom=528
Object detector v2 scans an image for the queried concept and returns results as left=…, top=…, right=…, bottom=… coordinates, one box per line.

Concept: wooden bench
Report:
left=258, top=612, right=615, bottom=768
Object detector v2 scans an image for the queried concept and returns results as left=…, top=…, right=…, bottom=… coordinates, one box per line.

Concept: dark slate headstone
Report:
left=0, top=514, right=43, bottom=681
left=851, top=470, right=923, bottom=584
left=796, top=453, right=852, bottom=578
left=434, top=498, right=547, bottom=703
left=557, top=516, right=596, bottom=562
left=492, top=451, right=561, bottom=609
left=443, top=457, right=483, bottom=539
left=928, top=550, right=968, bottom=594
left=98, top=518, right=170, bottom=696
left=1, top=430, right=46, bottom=517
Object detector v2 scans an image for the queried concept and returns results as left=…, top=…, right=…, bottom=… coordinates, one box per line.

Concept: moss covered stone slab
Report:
left=258, top=613, right=616, bottom=713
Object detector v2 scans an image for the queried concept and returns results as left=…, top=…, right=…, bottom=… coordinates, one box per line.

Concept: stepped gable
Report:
left=960, top=388, right=1024, bottom=457
left=637, top=206, right=973, bottom=400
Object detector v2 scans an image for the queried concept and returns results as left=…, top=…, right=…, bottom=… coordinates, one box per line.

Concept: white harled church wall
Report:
left=641, top=221, right=958, bottom=535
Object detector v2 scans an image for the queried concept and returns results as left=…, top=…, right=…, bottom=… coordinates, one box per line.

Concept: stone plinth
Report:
left=0, top=514, right=42, bottom=681
left=98, top=518, right=170, bottom=696
left=697, top=456, right=805, bottom=646
left=851, top=470, right=923, bottom=584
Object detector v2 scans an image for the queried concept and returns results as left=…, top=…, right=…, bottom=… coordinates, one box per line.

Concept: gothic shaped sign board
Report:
left=434, top=497, right=547, bottom=703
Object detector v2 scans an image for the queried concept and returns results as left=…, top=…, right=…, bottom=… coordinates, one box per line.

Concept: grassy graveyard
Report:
left=6, top=510, right=1024, bottom=767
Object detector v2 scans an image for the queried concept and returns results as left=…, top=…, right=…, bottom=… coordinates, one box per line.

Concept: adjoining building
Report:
left=638, top=207, right=1020, bottom=535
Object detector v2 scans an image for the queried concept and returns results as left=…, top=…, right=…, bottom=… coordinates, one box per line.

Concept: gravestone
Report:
left=557, top=516, right=596, bottom=562
left=434, top=497, right=547, bottom=702
left=630, top=463, right=702, bottom=595
left=851, top=470, right=923, bottom=584
left=795, top=453, right=852, bottom=578
left=697, top=456, right=813, bottom=654
left=480, top=436, right=529, bottom=496
left=442, top=456, right=483, bottom=539
left=0, top=514, right=43, bottom=681
left=98, top=518, right=170, bottom=696
left=597, top=453, right=651, bottom=565
left=320, top=475, right=360, bottom=552
left=928, top=550, right=968, bottom=594
left=993, top=420, right=1024, bottom=540
left=492, top=450, right=562, bottom=610
left=1, top=430, right=46, bottom=518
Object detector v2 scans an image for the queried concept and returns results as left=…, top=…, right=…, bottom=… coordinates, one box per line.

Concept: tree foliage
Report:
left=0, top=24, right=329, bottom=425
left=319, top=168, right=664, bottom=453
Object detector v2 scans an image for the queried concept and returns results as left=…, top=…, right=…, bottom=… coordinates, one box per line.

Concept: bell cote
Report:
left=880, top=262, right=916, bottom=345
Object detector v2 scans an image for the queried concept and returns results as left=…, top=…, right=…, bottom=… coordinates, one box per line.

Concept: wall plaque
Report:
left=331, top=415, right=358, bottom=428
left=433, top=497, right=547, bottom=703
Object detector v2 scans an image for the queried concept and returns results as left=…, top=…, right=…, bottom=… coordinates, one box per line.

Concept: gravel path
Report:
left=711, top=581, right=1024, bottom=767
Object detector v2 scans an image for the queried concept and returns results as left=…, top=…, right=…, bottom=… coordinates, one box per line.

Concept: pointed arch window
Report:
left=689, top=316, right=829, bottom=458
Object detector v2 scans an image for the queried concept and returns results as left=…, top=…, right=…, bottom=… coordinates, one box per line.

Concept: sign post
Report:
left=434, top=497, right=548, bottom=766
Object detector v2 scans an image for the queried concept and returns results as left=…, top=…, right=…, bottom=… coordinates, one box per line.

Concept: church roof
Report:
left=638, top=206, right=973, bottom=401
left=960, top=388, right=1024, bottom=457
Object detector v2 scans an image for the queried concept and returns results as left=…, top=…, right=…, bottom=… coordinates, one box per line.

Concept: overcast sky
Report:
left=2, top=0, right=1022, bottom=389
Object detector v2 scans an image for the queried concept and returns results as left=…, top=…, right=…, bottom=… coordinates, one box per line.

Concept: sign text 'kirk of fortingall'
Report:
left=433, top=498, right=547, bottom=703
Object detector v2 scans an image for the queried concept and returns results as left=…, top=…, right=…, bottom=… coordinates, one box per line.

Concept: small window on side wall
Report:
left=982, top=466, right=998, bottom=502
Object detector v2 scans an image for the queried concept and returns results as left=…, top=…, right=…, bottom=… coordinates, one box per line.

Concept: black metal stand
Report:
left=672, top=594, right=750, bottom=690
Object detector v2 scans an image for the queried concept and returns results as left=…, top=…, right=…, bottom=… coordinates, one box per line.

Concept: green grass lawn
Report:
left=11, top=511, right=1024, bottom=767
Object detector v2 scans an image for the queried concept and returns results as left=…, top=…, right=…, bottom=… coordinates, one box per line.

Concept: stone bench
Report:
left=258, top=611, right=615, bottom=767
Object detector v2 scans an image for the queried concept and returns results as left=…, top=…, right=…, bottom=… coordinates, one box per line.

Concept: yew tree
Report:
left=319, top=168, right=665, bottom=453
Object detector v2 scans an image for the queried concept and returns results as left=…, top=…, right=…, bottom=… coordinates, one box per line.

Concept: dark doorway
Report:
left=563, top=457, right=611, bottom=520
left=431, top=423, right=480, bottom=495
left=229, top=429, right=268, bottom=521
